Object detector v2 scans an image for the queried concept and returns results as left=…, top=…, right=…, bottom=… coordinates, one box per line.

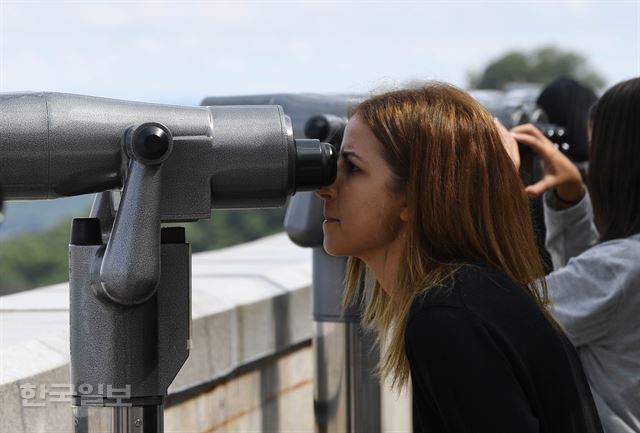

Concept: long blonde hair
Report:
left=343, top=83, right=549, bottom=390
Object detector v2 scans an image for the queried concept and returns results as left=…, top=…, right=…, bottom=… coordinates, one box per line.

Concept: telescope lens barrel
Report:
left=294, top=139, right=337, bottom=191
left=0, top=92, right=340, bottom=215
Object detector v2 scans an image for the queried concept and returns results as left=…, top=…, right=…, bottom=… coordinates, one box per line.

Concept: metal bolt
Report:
left=135, top=418, right=142, bottom=428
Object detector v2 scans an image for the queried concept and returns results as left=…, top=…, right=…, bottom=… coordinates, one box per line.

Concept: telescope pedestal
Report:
left=73, top=405, right=163, bottom=433
left=69, top=220, right=190, bottom=433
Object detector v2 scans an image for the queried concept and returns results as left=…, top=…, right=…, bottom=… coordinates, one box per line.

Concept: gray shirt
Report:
left=544, top=191, right=640, bottom=433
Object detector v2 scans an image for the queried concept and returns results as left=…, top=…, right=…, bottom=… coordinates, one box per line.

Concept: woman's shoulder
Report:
left=405, top=264, right=525, bottom=360
left=410, top=263, right=522, bottom=312
left=409, top=263, right=542, bottom=334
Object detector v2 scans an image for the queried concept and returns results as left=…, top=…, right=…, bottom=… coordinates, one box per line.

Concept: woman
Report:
left=315, top=83, right=603, bottom=432
left=508, top=77, right=640, bottom=433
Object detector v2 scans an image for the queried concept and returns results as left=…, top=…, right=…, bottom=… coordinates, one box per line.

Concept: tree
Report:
left=469, top=46, right=606, bottom=90
left=0, top=218, right=72, bottom=295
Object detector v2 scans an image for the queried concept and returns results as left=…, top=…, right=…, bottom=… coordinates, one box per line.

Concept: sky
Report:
left=0, top=0, right=638, bottom=106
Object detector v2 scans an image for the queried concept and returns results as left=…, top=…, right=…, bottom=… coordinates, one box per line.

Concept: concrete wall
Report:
left=0, top=233, right=411, bottom=433
left=166, top=345, right=314, bottom=433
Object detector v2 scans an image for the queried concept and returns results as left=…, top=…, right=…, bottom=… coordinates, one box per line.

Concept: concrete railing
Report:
left=0, top=233, right=411, bottom=432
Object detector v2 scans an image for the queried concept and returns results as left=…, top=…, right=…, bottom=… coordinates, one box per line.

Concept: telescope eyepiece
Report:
left=294, top=139, right=337, bottom=191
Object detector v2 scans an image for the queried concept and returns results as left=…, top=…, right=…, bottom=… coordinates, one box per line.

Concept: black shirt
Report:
left=405, top=263, right=603, bottom=433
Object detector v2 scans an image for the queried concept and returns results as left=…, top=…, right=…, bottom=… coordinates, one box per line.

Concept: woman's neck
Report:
left=360, top=230, right=406, bottom=297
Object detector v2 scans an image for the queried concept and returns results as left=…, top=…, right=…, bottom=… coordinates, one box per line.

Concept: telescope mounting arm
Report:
left=98, top=122, right=173, bottom=306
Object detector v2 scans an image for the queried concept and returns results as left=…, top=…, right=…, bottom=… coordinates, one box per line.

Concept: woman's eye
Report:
left=344, top=159, right=360, bottom=173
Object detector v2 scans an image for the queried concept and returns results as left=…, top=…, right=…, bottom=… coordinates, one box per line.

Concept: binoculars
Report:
left=0, top=92, right=337, bottom=214
left=0, top=91, right=338, bottom=432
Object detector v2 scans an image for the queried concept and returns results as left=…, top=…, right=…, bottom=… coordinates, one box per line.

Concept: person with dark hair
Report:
left=316, top=83, right=603, bottom=432
left=529, top=77, right=600, bottom=274
left=536, top=76, right=599, bottom=176
left=508, top=77, right=640, bottom=433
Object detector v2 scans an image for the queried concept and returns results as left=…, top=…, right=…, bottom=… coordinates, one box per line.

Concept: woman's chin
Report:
left=322, top=240, right=349, bottom=257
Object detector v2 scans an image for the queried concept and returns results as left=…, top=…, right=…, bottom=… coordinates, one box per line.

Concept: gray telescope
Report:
left=0, top=92, right=337, bottom=432
left=0, top=92, right=335, bottom=210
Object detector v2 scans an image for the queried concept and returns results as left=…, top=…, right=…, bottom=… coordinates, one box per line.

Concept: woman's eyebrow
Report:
left=341, top=149, right=366, bottom=163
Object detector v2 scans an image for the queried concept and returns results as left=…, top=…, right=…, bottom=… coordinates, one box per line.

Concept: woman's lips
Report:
left=324, top=217, right=340, bottom=223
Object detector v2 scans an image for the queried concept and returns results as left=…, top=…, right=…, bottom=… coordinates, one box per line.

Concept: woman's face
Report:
left=315, top=115, right=408, bottom=260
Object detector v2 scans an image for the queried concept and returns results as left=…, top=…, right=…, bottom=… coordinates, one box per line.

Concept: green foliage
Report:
left=469, top=46, right=606, bottom=90
left=0, top=208, right=286, bottom=296
left=0, top=218, right=72, bottom=296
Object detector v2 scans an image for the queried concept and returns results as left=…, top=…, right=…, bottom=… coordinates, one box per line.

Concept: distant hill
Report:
left=0, top=198, right=286, bottom=296
left=0, top=195, right=95, bottom=240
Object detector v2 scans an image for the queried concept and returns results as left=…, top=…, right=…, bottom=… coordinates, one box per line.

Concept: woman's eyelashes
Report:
left=342, top=157, right=360, bottom=174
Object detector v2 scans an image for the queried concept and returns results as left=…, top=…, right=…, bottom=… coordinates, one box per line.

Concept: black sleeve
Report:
left=405, top=305, right=540, bottom=433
